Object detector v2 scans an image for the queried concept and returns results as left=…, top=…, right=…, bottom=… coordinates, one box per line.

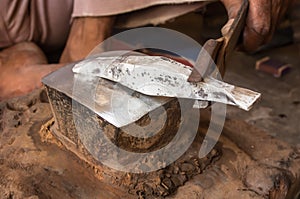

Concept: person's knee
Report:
left=0, top=42, right=47, bottom=66
left=0, top=42, right=48, bottom=101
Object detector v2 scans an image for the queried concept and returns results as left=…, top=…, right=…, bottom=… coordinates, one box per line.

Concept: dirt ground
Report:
left=0, top=90, right=131, bottom=199
left=0, top=88, right=300, bottom=199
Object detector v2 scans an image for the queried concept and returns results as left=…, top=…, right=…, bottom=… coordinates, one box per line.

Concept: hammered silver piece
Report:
left=73, top=55, right=261, bottom=111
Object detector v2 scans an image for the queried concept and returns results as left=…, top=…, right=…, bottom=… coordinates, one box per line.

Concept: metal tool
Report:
left=188, top=0, right=249, bottom=82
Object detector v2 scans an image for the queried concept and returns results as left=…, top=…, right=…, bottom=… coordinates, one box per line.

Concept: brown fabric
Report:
left=0, top=0, right=73, bottom=49
left=73, top=0, right=211, bottom=17
left=115, top=2, right=208, bottom=28
left=0, top=0, right=210, bottom=49
left=74, top=0, right=209, bottom=28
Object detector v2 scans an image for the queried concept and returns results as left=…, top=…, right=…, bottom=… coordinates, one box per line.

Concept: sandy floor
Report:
left=1, top=89, right=300, bottom=198
left=0, top=90, right=131, bottom=199
left=225, top=43, right=300, bottom=146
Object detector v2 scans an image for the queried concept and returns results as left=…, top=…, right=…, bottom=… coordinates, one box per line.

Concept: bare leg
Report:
left=60, top=16, right=115, bottom=63
left=0, top=17, right=114, bottom=100
left=0, top=42, right=62, bottom=101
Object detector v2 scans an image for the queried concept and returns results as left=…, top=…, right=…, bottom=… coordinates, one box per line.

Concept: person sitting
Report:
left=0, top=0, right=294, bottom=100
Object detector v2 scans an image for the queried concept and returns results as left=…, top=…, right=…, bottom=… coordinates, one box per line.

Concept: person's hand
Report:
left=220, top=0, right=294, bottom=52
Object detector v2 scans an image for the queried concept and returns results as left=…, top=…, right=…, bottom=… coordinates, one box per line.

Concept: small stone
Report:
left=173, top=165, right=179, bottom=174
left=170, top=175, right=186, bottom=187
left=180, top=162, right=195, bottom=173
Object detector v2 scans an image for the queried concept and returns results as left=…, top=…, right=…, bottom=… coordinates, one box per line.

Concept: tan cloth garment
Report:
left=115, top=3, right=209, bottom=28
left=73, top=0, right=211, bottom=16
left=0, top=0, right=73, bottom=49
left=0, top=0, right=211, bottom=49
left=73, top=0, right=212, bottom=28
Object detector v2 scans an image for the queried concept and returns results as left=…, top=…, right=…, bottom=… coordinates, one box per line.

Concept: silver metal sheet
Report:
left=73, top=55, right=261, bottom=111
left=42, top=62, right=171, bottom=128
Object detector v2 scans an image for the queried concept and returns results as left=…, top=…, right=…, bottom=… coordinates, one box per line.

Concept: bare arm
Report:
left=0, top=17, right=115, bottom=100
left=60, top=16, right=115, bottom=63
left=220, top=0, right=294, bottom=52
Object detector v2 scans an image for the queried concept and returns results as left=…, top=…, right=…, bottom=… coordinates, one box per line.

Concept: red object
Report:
left=255, top=57, right=291, bottom=78
left=144, top=51, right=194, bottom=67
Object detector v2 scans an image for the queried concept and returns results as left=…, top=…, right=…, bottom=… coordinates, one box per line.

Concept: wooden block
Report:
left=45, top=85, right=181, bottom=153
left=255, top=57, right=291, bottom=77
left=42, top=63, right=220, bottom=197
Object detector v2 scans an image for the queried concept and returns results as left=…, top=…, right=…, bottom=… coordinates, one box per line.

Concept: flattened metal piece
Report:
left=43, top=55, right=260, bottom=127
left=42, top=62, right=171, bottom=128
left=73, top=55, right=261, bottom=111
